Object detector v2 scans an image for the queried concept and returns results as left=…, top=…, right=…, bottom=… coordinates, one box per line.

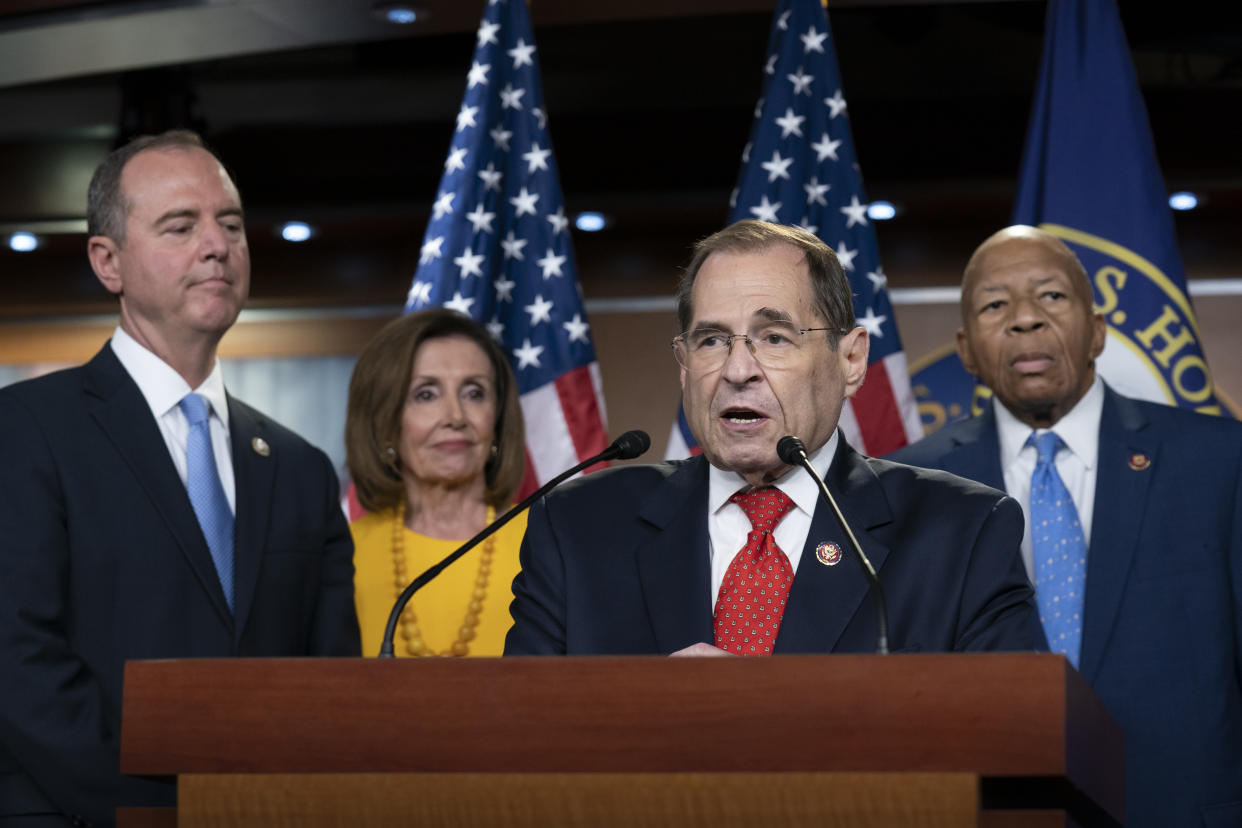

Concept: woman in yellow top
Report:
left=345, top=309, right=527, bottom=657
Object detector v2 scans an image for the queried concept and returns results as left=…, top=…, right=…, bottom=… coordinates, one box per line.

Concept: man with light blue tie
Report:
left=889, top=225, right=1242, bottom=828
left=0, top=130, right=360, bottom=827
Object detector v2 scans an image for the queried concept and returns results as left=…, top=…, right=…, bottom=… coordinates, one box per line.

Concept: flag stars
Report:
left=761, top=150, right=793, bottom=182
left=774, top=108, right=805, bottom=138
left=500, top=231, right=528, bottom=261
left=467, top=61, right=490, bottom=89
left=477, top=162, right=503, bottom=192
left=407, top=281, right=431, bottom=307
left=835, top=241, right=858, bottom=271
left=486, top=316, right=504, bottom=341
left=500, top=84, right=526, bottom=110
left=476, top=19, right=500, bottom=47
left=513, top=338, right=544, bottom=369
left=494, top=277, right=516, bottom=302
left=525, top=294, right=554, bottom=326
left=811, top=132, right=842, bottom=162
left=777, top=10, right=791, bottom=30
left=420, top=236, right=444, bottom=264
left=804, top=177, right=830, bottom=206
left=532, top=106, right=548, bottom=130
left=765, top=54, right=778, bottom=75
left=750, top=195, right=782, bottom=223
left=858, top=307, right=887, bottom=338
left=563, top=314, right=590, bottom=343
left=825, top=89, right=848, bottom=118
left=786, top=66, right=814, bottom=96
left=455, top=103, right=478, bottom=132
left=454, top=249, right=485, bottom=279
left=465, top=204, right=496, bottom=234
left=866, top=268, right=888, bottom=292
left=432, top=191, right=455, bottom=220
left=536, top=247, right=567, bottom=279
left=523, top=142, right=552, bottom=173
left=508, top=38, right=536, bottom=68
left=444, top=291, right=475, bottom=316
left=840, top=194, right=869, bottom=228
left=490, top=126, right=513, bottom=152
left=546, top=206, right=569, bottom=235
left=510, top=187, right=539, bottom=217
left=801, top=26, right=828, bottom=54
left=444, top=147, right=468, bottom=174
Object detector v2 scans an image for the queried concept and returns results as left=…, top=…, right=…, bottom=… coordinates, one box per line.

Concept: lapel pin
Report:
left=815, top=541, right=843, bottom=567
left=1127, top=452, right=1150, bottom=471
left=251, top=437, right=270, bottom=457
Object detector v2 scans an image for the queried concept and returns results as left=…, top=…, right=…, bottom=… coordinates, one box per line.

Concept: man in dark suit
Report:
left=0, top=130, right=360, bottom=826
left=505, top=220, right=1044, bottom=657
left=888, top=225, right=1242, bottom=827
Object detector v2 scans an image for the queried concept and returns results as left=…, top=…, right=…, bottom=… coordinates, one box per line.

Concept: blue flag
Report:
left=913, top=0, right=1228, bottom=424
left=666, top=0, right=921, bottom=459
left=405, top=0, right=609, bottom=490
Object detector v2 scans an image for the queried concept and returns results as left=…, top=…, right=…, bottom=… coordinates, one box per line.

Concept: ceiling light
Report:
left=280, top=221, right=314, bottom=242
left=867, top=201, right=897, bottom=221
left=372, top=4, right=422, bottom=25
left=1168, top=191, right=1198, bottom=211
left=575, top=212, right=608, bottom=232
left=8, top=232, right=39, bottom=252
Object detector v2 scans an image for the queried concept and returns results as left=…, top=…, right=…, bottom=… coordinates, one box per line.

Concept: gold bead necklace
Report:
left=390, top=501, right=495, bottom=657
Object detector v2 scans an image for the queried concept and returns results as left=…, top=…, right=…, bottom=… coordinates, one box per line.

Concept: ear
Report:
left=839, top=326, right=870, bottom=399
left=88, top=235, right=124, bottom=296
left=956, top=328, right=980, bottom=377
left=1089, top=312, right=1107, bottom=359
left=678, top=364, right=687, bottom=392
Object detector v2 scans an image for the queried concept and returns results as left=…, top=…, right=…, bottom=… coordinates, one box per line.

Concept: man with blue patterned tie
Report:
left=889, top=225, right=1242, bottom=827
left=0, top=130, right=360, bottom=826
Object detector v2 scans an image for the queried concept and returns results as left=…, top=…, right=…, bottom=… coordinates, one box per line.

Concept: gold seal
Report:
left=252, top=437, right=270, bottom=457
left=1127, top=452, right=1150, bottom=471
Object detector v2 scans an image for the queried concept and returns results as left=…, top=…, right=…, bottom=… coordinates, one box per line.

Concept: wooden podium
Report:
left=120, top=654, right=1123, bottom=827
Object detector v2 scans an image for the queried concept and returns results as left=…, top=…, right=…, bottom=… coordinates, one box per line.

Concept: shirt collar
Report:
left=994, top=374, right=1103, bottom=469
left=110, top=326, right=230, bottom=431
left=707, top=430, right=839, bottom=518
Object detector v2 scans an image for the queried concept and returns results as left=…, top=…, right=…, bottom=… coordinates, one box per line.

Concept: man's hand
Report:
left=669, top=642, right=736, bottom=657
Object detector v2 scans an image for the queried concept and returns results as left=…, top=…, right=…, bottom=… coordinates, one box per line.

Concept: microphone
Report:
left=777, top=435, right=890, bottom=655
left=378, top=429, right=651, bottom=657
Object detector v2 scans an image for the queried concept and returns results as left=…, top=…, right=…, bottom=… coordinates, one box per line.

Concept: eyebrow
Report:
left=689, top=307, right=797, bottom=333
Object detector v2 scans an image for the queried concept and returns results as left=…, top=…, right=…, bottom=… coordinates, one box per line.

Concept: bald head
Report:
left=956, top=225, right=1106, bottom=429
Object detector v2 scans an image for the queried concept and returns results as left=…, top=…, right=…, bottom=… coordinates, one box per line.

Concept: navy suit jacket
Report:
left=0, top=345, right=360, bottom=826
left=889, top=386, right=1242, bottom=828
left=505, top=438, right=1045, bottom=656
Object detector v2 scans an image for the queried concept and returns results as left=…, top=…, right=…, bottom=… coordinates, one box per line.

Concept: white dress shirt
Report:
left=995, top=375, right=1104, bottom=582
left=110, top=327, right=236, bottom=514
left=707, top=431, right=838, bottom=605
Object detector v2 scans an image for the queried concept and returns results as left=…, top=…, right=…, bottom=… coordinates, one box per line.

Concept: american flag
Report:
left=666, top=0, right=922, bottom=459
left=405, top=0, right=608, bottom=493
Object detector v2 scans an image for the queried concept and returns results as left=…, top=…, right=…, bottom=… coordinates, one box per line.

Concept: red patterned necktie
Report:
left=713, top=487, right=797, bottom=655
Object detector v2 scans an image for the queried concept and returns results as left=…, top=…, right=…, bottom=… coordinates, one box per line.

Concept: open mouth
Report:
left=720, top=407, right=766, bottom=424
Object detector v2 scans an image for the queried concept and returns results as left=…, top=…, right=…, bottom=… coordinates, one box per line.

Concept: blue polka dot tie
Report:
left=1027, top=431, right=1086, bottom=667
left=179, top=393, right=235, bottom=612
left=712, top=487, right=796, bottom=656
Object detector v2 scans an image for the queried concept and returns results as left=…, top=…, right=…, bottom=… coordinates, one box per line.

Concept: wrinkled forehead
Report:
left=690, top=244, right=817, bottom=325
left=963, top=235, right=1091, bottom=300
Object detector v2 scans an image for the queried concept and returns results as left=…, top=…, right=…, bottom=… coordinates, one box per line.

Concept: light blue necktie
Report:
left=1027, top=431, right=1086, bottom=667
left=179, top=393, right=234, bottom=612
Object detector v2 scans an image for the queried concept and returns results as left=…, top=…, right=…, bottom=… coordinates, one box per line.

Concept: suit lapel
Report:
left=228, top=397, right=276, bottom=641
left=1079, top=389, right=1154, bottom=682
left=83, top=345, right=233, bottom=626
left=938, top=404, right=1006, bottom=491
left=634, top=457, right=714, bottom=652
left=778, top=439, right=892, bottom=653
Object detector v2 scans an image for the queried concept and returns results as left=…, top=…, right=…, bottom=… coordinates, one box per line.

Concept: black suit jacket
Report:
left=0, top=345, right=360, bottom=826
left=888, top=386, right=1242, bottom=827
left=505, top=438, right=1045, bottom=656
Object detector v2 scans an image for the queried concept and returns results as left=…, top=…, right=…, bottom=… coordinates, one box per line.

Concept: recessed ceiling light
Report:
left=8, top=232, right=39, bottom=252
left=575, top=212, right=608, bottom=232
left=1168, top=191, right=1198, bottom=211
left=372, top=4, right=422, bottom=25
left=867, top=200, right=897, bottom=221
left=280, top=221, right=314, bottom=242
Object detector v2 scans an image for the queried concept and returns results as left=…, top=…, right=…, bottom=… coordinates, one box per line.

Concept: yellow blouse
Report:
left=350, top=506, right=527, bottom=658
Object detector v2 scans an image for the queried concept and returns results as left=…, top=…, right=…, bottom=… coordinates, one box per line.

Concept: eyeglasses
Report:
left=671, top=323, right=838, bottom=371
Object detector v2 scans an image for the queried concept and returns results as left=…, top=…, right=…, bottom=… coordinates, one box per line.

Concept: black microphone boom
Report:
left=777, top=435, right=890, bottom=655
left=378, top=429, right=651, bottom=657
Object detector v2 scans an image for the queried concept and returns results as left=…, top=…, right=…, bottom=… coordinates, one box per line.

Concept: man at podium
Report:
left=506, top=221, right=1046, bottom=657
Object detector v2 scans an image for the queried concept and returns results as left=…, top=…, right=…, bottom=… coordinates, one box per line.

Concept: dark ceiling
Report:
left=2, top=0, right=1240, bottom=318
